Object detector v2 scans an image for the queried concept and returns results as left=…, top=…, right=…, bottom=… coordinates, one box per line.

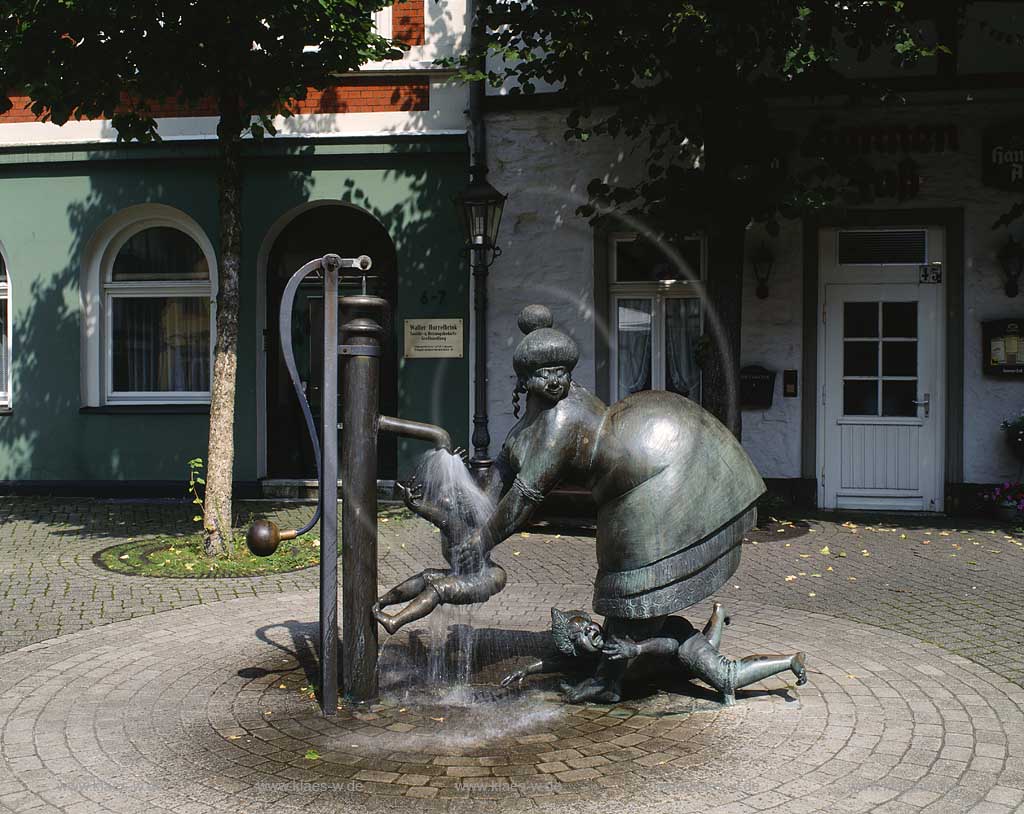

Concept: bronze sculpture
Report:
left=373, top=471, right=506, bottom=634
left=442, top=304, right=771, bottom=703
left=501, top=605, right=806, bottom=705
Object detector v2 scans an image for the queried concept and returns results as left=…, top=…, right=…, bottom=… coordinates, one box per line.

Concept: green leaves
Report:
left=1, top=0, right=395, bottom=143
left=461, top=0, right=950, bottom=235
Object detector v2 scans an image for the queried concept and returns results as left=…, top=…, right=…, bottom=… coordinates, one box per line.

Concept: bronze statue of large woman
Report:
left=455, top=304, right=769, bottom=702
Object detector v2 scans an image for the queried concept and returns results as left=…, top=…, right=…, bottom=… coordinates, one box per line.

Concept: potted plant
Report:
left=980, top=481, right=1024, bottom=522
left=1000, top=411, right=1024, bottom=461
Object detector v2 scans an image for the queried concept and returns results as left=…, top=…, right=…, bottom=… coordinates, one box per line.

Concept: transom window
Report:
left=610, top=233, right=704, bottom=403
left=104, top=226, right=212, bottom=402
left=842, top=300, right=918, bottom=417
left=0, top=251, right=9, bottom=406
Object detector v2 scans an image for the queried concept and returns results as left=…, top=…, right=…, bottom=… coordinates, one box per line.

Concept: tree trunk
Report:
left=700, top=107, right=746, bottom=439
left=203, top=104, right=244, bottom=558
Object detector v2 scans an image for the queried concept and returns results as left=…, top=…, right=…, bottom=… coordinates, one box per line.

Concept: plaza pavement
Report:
left=0, top=497, right=1022, bottom=813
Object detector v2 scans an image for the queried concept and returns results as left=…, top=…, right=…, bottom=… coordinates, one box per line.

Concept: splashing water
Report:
left=392, top=449, right=495, bottom=691
left=416, top=448, right=495, bottom=549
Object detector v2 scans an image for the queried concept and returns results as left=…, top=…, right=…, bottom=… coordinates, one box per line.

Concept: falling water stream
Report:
left=374, top=450, right=565, bottom=744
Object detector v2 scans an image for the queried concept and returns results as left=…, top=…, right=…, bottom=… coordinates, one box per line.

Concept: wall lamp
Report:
left=999, top=235, right=1023, bottom=298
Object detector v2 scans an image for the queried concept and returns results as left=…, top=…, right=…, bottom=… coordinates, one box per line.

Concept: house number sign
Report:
left=919, top=262, right=942, bottom=284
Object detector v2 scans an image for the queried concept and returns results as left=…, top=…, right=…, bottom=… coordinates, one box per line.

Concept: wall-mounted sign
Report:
left=982, top=121, right=1024, bottom=190
left=982, top=319, right=1024, bottom=376
left=739, top=365, right=776, bottom=410
left=403, top=318, right=463, bottom=359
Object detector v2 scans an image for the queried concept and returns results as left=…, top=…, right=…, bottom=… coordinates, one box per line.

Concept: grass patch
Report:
left=94, top=506, right=410, bottom=578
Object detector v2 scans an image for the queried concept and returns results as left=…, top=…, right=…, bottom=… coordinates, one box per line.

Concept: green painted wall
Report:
left=0, top=136, right=469, bottom=485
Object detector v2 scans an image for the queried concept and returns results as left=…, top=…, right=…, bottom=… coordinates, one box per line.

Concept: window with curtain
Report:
left=105, top=226, right=212, bottom=401
left=610, top=233, right=703, bottom=403
left=0, top=253, right=9, bottom=406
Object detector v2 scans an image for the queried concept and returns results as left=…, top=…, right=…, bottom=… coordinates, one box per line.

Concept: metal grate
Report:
left=837, top=229, right=927, bottom=265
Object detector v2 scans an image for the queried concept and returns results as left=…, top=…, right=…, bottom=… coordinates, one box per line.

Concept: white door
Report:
left=818, top=228, right=945, bottom=511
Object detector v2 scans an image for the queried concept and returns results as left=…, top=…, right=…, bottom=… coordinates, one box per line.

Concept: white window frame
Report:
left=373, top=7, right=393, bottom=40
left=81, top=204, right=217, bottom=407
left=0, top=244, right=11, bottom=408
left=608, top=231, right=705, bottom=402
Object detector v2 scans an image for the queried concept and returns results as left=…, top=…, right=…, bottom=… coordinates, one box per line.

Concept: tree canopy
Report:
left=0, top=0, right=395, bottom=140
left=473, top=1, right=950, bottom=234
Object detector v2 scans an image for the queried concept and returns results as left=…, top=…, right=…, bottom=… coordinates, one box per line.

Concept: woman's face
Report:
left=526, top=366, right=570, bottom=403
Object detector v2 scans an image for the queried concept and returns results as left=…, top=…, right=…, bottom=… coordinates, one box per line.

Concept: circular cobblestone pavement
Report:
left=2, top=588, right=1024, bottom=814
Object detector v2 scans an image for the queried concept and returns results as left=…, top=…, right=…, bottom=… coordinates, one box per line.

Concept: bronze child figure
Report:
left=373, top=473, right=507, bottom=635
left=503, top=605, right=806, bottom=706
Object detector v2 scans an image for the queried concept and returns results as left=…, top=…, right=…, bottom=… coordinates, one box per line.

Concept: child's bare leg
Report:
left=733, top=652, right=807, bottom=692
left=375, top=588, right=442, bottom=635
left=376, top=572, right=433, bottom=611
left=701, top=603, right=730, bottom=650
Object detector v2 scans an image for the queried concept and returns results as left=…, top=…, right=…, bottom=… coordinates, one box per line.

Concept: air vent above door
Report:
left=837, top=230, right=927, bottom=265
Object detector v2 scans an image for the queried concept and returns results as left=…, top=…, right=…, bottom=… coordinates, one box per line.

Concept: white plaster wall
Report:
left=739, top=220, right=804, bottom=478
left=483, top=109, right=642, bottom=447
left=485, top=92, right=1024, bottom=487
left=772, top=95, right=1023, bottom=485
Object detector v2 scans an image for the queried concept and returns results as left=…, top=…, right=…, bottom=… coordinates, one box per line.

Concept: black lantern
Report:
left=999, top=235, right=1024, bottom=298
left=750, top=241, right=775, bottom=299
left=455, top=164, right=506, bottom=267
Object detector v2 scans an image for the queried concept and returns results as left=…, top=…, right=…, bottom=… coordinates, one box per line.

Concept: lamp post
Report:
left=455, top=164, right=507, bottom=480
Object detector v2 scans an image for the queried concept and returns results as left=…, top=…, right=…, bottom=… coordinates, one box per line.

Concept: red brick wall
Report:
left=393, top=0, right=425, bottom=47
left=0, top=76, right=429, bottom=123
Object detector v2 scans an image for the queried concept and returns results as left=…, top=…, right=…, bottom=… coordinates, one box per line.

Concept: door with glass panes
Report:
left=819, top=227, right=945, bottom=511
left=609, top=233, right=704, bottom=403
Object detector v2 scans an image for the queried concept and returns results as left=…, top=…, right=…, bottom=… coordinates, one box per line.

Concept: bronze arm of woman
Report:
left=453, top=418, right=575, bottom=568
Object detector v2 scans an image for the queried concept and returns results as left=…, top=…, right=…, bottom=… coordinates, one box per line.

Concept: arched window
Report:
left=0, top=249, right=10, bottom=406
left=103, top=225, right=213, bottom=402
left=81, top=206, right=216, bottom=407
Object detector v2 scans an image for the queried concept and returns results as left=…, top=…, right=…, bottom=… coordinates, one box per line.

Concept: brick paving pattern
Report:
left=0, top=497, right=1023, bottom=812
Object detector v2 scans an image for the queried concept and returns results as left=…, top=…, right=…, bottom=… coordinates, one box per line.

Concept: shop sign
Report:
left=802, top=122, right=959, bottom=157
left=982, top=121, right=1024, bottom=190
left=403, top=318, right=463, bottom=359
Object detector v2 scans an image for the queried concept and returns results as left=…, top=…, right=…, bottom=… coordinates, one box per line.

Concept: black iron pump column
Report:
left=455, top=165, right=506, bottom=479
left=338, top=294, right=388, bottom=704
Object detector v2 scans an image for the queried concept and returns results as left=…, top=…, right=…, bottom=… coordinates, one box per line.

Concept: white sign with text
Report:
left=403, top=318, right=463, bottom=358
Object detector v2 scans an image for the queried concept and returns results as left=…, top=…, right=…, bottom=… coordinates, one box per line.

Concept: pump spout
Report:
left=377, top=415, right=452, bottom=451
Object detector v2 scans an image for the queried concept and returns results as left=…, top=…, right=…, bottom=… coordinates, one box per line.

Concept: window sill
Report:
left=80, top=404, right=210, bottom=415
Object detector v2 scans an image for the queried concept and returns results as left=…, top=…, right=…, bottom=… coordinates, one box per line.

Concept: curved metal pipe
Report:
left=247, top=257, right=325, bottom=556
left=377, top=415, right=452, bottom=451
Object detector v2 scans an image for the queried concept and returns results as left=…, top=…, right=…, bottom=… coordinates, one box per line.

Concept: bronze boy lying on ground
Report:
left=373, top=474, right=506, bottom=635
left=503, top=604, right=806, bottom=705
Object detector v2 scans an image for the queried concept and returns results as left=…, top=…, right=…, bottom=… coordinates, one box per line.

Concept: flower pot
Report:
left=993, top=503, right=1024, bottom=523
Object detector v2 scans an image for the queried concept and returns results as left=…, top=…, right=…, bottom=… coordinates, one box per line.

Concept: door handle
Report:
left=912, top=393, right=930, bottom=418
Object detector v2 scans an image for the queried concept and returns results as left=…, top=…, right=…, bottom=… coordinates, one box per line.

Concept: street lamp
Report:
left=455, top=164, right=507, bottom=478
